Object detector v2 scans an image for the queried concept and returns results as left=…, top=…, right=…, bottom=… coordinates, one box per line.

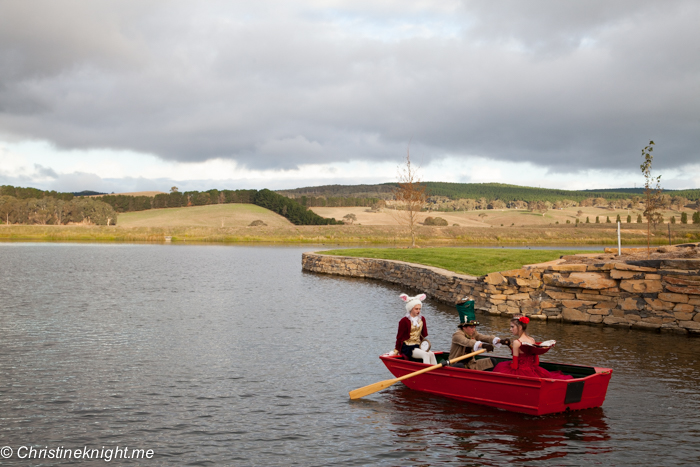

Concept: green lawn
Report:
left=318, top=247, right=596, bottom=276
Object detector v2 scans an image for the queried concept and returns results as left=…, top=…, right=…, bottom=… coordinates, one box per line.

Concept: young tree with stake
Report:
left=394, top=150, right=426, bottom=248
left=640, top=141, right=663, bottom=255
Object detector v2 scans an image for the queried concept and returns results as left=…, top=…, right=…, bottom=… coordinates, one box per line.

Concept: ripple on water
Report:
left=1, top=244, right=700, bottom=465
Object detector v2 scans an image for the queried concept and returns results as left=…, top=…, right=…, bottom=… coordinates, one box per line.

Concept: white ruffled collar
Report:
left=405, top=312, right=422, bottom=327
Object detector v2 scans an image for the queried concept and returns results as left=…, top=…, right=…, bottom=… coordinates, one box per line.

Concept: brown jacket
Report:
left=449, top=329, right=496, bottom=370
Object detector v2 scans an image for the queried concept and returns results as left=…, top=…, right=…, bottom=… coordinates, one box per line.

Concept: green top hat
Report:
left=456, top=299, right=479, bottom=326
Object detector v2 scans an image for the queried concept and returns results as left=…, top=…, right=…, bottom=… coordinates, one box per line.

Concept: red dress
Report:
left=492, top=339, right=573, bottom=380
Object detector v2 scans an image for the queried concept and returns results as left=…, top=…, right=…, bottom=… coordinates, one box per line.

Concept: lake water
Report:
left=1, top=243, right=699, bottom=466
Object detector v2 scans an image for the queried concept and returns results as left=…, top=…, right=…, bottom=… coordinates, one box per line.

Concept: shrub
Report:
left=681, top=212, right=688, bottom=224
left=424, top=216, right=448, bottom=226
left=249, top=220, right=267, bottom=226
left=627, top=215, right=632, bottom=223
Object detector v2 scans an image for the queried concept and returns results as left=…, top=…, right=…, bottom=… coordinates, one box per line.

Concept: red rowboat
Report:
left=380, top=352, right=612, bottom=416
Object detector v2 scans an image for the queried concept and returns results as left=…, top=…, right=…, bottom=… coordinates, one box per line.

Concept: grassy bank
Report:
left=1, top=223, right=699, bottom=245
left=317, top=247, right=594, bottom=276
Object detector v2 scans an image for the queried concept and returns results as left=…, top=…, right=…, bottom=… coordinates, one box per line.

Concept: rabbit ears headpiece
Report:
left=400, top=293, right=427, bottom=313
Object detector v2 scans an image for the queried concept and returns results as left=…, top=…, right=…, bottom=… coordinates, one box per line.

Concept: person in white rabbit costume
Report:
left=389, top=293, right=437, bottom=365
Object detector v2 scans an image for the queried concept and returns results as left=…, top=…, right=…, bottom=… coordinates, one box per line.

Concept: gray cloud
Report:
left=33, top=164, right=57, bottom=178
left=48, top=171, right=108, bottom=193
left=0, top=0, right=698, bottom=173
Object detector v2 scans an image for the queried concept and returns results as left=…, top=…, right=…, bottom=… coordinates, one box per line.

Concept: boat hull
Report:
left=380, top=354, right=612, bottom=416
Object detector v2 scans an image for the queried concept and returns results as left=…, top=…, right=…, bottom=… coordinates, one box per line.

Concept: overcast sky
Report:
left=1, top=0, right=699, bottom=194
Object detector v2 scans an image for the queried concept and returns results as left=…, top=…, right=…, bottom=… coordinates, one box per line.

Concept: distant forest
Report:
left=280, top=182, right=700, bottom=204
left=0, top=185, right=75, bottom=201
left=0, top=197, right=118, bottom=225
left=3, top=181, right=699, bottom=226
left=0, top=185, right=340, bottom=226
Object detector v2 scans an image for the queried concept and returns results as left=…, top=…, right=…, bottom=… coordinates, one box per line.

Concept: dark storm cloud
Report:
left=0, top=0, right=698, bottom=172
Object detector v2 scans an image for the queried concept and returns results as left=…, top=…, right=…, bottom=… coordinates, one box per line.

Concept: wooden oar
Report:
left=349, top=349, right=486, bottom=400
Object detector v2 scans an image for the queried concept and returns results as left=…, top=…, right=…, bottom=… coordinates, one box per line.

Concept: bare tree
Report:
left=489, top=199, right=506, bottom=210
left=640, top=141, right=663, bottom=255
left=394, top=149, right=426, bottom=248
left=671, top=196, right=688, bottom=211
left=528, top=200, right=548, bottom=216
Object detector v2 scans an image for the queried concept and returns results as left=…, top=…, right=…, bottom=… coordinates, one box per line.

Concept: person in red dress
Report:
left=492, top=316, right=573, bottom=380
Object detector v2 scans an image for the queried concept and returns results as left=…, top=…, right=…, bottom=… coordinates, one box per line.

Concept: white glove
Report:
left=473, top=341, right=482, bottom=351
left=493, top=337, right=502, bottom=348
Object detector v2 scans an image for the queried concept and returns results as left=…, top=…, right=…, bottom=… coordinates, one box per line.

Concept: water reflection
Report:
left=353, top=387, right=610, bottom=465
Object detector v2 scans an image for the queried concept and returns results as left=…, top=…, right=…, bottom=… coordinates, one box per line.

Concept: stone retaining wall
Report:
left=301, top=253, right=700, bottom=334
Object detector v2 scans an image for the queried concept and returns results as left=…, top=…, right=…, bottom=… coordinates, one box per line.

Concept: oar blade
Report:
left=349, top=378, right=399, bottom=400
left=349, top=350, right=486, bottom=400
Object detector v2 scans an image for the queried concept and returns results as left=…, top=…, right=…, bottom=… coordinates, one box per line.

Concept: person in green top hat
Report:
left=447, top=298, right=510, bottom=370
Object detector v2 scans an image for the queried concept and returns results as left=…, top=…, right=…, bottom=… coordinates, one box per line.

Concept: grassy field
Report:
left=318, top=247, right=594, bottom=276
left=117, top=203, right=293, bottom=228
left=2, top=203, right=699, bottom=245
left=1, top=223, right=699, bottom=245
left=311, top=205, right=699, bottom=228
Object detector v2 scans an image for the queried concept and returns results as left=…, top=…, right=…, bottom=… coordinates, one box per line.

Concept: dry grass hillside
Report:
left=117, top=203, right=292, bottom=228
left=3, top=201, right=698, bottom=245
left=310, top=205, right=698, bottom=230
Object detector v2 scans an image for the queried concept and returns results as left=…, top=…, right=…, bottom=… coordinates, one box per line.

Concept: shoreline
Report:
left=302, top=248, right=700, bottom=336
left=1, top=224, right=697, bottom=245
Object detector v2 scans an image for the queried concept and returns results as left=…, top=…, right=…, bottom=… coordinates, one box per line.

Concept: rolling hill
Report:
left=279, top=182, right=700, bottom=202
left=117, top=203, right=293, bottom=228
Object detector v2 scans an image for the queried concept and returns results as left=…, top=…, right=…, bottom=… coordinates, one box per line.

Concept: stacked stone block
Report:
left=301, top=253, right=700, bottom=334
